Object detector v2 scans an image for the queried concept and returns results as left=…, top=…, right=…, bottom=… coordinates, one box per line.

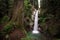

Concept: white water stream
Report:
left=32, top=0, right=41, bottom=34
left=32, top=10, right=39, bottom=34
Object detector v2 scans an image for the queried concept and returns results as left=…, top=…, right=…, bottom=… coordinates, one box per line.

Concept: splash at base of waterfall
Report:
left=32, top=30, right=39, bottom=34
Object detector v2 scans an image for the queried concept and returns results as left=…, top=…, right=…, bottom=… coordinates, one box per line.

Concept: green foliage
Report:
left=39, top=16, right=47, bottom=24
left=8, top=0, right=14, bottom=14
left=21, top=32, right=41, bottom=40
left=1, top=16, right=9, bottom=24
left=39, top=1, right=60, bottom=39
left=0, top=0, right=14, bottom=24
left=21, top=35, right=32, bottom=40
left=3, top=23, right=14, bottom=33
left=8, top=0, right=14, bottom=8
left=24, top=0, right=31, bottom=17
left=24, top=0, right=32, bottom=29
left=21, top=32, right=32, bottom=40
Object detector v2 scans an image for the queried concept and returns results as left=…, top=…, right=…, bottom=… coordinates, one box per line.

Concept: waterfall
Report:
left=32, top=9, right=39, bottom=34
left=38, top=0, right=41, bottom=8
left=32, top=0, right=41, bottom=34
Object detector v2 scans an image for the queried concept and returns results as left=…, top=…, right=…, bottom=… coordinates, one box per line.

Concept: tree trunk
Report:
left=10, top=0, right=24, bottom=27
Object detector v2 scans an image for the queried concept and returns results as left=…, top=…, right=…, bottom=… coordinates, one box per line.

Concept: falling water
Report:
left=38, top=0, right=41, bottom=8
left=31, top=0, right=41, bottom=40
left=32, top=0, right=41, bottom=34
left=32, top=9, right=39, bottom=34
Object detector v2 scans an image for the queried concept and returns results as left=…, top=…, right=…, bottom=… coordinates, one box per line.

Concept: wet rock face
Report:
left=9, top=29, right=25, bottom=40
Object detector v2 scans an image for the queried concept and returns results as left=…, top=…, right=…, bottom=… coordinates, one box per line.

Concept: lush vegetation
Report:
left=0, top=0, right=60, bottom=40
